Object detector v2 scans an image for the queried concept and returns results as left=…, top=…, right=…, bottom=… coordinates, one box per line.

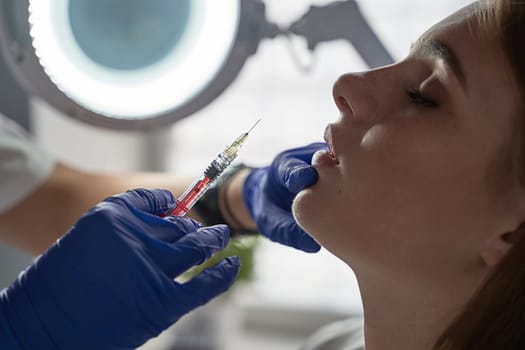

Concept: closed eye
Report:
left=406, top=89, right=438, bottom=108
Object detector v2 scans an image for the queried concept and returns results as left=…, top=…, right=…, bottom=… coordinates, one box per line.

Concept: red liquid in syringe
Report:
left=167, top=175, right=211, bottom=216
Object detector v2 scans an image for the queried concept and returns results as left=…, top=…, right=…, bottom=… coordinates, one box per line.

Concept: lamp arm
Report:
left=288, top=0, right=395, bottom=68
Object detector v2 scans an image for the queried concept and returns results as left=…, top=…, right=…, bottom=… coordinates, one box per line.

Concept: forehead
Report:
left=420, top=2, right=520, bottom=122
left=421, top=3, right=491, bottom=63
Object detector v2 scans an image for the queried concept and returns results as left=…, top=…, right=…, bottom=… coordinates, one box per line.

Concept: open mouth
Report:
left=324, top=124, right=339, bottom=164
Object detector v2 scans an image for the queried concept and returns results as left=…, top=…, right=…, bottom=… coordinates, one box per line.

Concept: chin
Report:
left=292, top=188, right=323, bottom=238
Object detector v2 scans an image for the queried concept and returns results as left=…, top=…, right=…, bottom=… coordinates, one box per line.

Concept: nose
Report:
left=332, top=72, right=374, bottom=123
left=332, top=66, right=399, bottom=124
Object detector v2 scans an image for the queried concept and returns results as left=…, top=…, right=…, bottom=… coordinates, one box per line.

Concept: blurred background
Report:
left=0, top=0, right=473, bottom=349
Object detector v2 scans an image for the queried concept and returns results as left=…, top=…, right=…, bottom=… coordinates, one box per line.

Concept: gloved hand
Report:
left=243, top=142, right=327, bottom=252
left=0, top=189, right=240, bottom=350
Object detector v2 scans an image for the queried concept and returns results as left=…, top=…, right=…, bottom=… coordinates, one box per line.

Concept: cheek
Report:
left=293, top=129, right=494, bottom=264
left=294, top=106, right=503, bottom=264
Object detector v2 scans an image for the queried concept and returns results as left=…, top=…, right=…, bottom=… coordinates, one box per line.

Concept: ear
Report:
left=480, top=224, right=524, bottom=267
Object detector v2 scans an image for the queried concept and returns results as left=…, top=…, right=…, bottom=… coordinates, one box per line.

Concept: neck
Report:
left=356, top=270, right=482, bottom=350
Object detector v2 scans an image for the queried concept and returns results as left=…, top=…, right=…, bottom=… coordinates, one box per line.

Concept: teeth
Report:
left=330, top=151, right=340, bottom=164
left=324, top=124, right=339, bottom=164
left=328, top=143, right=335, bottom=157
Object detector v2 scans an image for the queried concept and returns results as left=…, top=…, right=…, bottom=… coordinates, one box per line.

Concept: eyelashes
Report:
left=406, top=88, right=438, bottom=108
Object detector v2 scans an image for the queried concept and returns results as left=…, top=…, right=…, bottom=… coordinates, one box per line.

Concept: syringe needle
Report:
left=227, top=119, right=262, bottom=155
left=247, top=118, right=262, bottom=134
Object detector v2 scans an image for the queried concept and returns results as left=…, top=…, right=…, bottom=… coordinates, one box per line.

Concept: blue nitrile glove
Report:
left=243, top=142, right=327, bottom=252
left=0, top=189, right=240, bottom=350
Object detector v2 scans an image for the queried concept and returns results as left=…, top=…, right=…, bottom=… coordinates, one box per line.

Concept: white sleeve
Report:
left=0, top=114, right=55, bottom=214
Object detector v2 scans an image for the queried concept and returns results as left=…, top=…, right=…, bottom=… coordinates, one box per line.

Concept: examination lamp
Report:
left=0, top=0, right=393, bottom=130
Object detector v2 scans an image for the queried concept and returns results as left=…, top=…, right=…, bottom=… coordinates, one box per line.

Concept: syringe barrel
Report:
left=166, top=152, right=237, bottom=216
left=165, top=137, right=243, bottom=217
left=166, top=174, right=211, bottom=216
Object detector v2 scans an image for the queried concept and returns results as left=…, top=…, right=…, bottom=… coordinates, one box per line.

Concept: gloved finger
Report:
left=147, top=217, right=204, bottom=243
left=273, top=218, right=321, bottom=252
left=259, top=207, right=321, bottom=252
left=276, top=143, right=327, bottom=194
left=153, top=225, right=231, bottom=278
left=173, top=257, right=241, bottom=315
left=297, top=231, right=322, bottom=253
left=105, top=189, right=176, bottom=216
left=277, top=142, right=328, bottom=164
left=283, top=165, right=319, bottom=194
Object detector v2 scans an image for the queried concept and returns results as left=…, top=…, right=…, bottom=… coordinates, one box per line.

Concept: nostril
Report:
left=337, top=96, right=353, bottom=114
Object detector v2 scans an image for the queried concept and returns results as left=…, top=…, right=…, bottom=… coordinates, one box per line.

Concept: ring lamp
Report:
left=0, top=0, right=392, bottom=130
left=29, top=0, right=239, bottom=121
left=0, top=0, right=274, bottom=129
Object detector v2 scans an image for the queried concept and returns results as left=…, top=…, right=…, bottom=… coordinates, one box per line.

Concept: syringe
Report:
left=165, top=119, right=261, bottom=217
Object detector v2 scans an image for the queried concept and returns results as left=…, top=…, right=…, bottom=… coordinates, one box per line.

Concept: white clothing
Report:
left=0, top=114, right=54, bottom=214
left=300, top=318, right=364, bottom=350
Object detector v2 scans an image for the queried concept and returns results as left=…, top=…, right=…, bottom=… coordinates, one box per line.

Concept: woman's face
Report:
left=293, top=4, right=524, bottom=281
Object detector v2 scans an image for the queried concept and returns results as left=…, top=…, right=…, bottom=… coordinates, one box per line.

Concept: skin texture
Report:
left=293, top=3, right=525, bottom=350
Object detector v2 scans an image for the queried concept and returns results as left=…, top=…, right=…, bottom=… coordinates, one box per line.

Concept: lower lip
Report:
left=311, top=150, right=339, bottom=168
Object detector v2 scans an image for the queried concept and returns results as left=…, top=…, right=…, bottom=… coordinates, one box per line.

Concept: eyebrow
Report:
left=411, top=38, right=467, bottom=90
